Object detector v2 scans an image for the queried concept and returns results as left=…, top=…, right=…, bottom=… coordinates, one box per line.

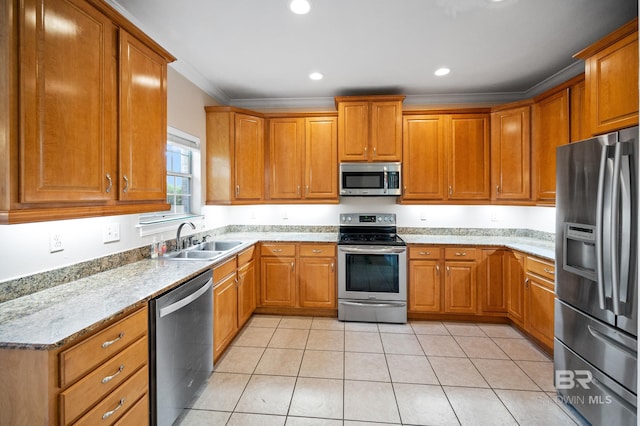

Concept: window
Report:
left=139, top=127, right=202, bottom=229
left=166, top=143, right=192, bottom=214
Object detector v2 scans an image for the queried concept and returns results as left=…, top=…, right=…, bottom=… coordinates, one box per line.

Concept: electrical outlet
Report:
left=420, top=211, right=427, bottom=221
left=49, top=232, right=64, bottom=253
left=103, top=223, right=120, bottom=243
left=490, top=209, right=499, bottom=222
left=282, top=210, right=288, bottom=220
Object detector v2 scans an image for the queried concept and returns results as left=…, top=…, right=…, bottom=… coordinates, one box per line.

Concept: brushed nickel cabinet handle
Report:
left=543, top=268, right=555, bottom=274
left=436, top=265, right=440, bottom=274
left=122, top=175, right=129, bottom=193
left=455, top=252, right=467, bottom=256
left=306, top=185, right=309, bottom=195
left=419, top=251, right=431, bottom=256
left=312, top=249, right=323, bottom=253
left=101, top=332, right=124, bottom=349
left=101, top=365, right=124, bottom=384
left=291, top=262, right=294, bottom=272
left=373, top=146, right=377, bottom=156
left=331, top=263, right=334, bottom=272
left=102, top=398, right=125, bottom=420
left=297, top=185, right=301, bottom=196
left=496, top=185, right=500, bottom=194
left=446, top=266, right=450, bottom=275
left=272, top=248, right=283, bottom=253
left=236, top=185, right=240, bottom=196
left=448, top=185, right=453, bottom=195
left=525, top=278, right=529, bottom=288
left=105, top=173, right=113, bottom=193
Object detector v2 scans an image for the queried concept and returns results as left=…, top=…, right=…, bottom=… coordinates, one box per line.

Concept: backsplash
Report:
left=0, top=225, right=554, bottom=304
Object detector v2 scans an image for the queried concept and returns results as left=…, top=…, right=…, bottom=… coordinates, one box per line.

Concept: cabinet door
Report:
left=532, top=88, right=569, bottom=202
left=370, top=101, right=402, bottom=161
left=444, top=261, right=477, bottom=314
left=269, top=118, right=303, bottom=199
left=237, top=260, right=256, bottom=328
left=298, top=257, right=336, bottom=308
left=214, top=273, right=238, bottom=360
left=305, top=117, right=338, bottom=199
left=491, top=107, right=531, bottom=200
left=586, top=31, right=639, bottom=134
left=234, top=114, right=264, bottom=201
left=402, top=115, right=446, bottom=200
left=409, top=260, right=442, bottom=313
left=260, top=257, right=296, bottom=307
left=338, top=101, right=369, bottom=161
left=506, top=252, right=525, bottom=325
left=570, top=78, right=590, bottom=142
left=446, top=115, right=490, bottom=200
left=525, top=274, right=555, bottom=348
left=119, top=31, right=167, bottom=201
left=20, top=0, right=116, bottom=203
left=481, top=249, right=507, bottom=313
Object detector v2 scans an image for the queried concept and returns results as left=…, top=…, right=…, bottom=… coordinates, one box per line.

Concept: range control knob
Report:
left=347, top=216, right=352, bottom=222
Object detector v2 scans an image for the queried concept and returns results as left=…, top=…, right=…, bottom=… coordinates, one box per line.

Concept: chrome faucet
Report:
left=176, top=221, right=196, bottom=250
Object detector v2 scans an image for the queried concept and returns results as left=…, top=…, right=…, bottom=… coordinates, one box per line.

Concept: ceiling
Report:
left=109, top=0, right=637, bottom=110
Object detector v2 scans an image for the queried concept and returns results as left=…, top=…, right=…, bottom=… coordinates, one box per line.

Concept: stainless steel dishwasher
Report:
left=149, top=269, right=213, bottom=426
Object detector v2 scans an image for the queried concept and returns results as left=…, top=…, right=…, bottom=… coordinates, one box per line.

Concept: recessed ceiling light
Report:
left=434, top=67, right=451, bottom=76
left=309, top=72, right=323, bottom=80
left=290, top=0, right=311, bottom=15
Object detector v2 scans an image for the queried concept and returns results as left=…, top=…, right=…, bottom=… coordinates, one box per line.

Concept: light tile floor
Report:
left=180, top=315, right=583, bottom=426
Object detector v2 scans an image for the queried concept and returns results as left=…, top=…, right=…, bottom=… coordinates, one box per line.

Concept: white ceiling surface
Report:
left=110, top=0, right=637, bottom=109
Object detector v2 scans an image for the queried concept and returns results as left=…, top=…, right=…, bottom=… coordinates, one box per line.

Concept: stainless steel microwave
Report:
left=339, top=162, right=401, bottom=196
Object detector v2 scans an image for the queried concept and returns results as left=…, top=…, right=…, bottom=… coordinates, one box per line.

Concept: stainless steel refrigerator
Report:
left=555, top=126, right=637, bottom=425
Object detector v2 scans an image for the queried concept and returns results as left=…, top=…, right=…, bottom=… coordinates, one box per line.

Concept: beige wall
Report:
left=167, top=66, right=219, bottom=142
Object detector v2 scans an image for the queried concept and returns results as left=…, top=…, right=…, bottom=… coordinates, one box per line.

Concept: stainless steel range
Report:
left=337, top=213, right=407, bottom=323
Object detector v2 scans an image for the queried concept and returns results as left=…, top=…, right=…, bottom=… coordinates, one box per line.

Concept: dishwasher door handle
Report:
left=159, top=278, right=213, bottom=318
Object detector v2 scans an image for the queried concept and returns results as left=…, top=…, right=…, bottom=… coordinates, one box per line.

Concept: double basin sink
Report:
left=164, top=240, right=244, bottom=261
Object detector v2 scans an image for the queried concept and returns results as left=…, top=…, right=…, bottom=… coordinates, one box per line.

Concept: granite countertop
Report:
left=0, top=231, right=553, bottom=350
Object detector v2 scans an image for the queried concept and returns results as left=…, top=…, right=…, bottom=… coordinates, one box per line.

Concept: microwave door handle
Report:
left=595, top=144, right=609, bottom=310
left=383, top=166, right=388, bottom=194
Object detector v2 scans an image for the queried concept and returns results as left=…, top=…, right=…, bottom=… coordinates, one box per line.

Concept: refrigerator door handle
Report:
left=614, top=141, right=633, bottom=316
left=610, top=142, right=622, bottom=315
left=587, top=324, right=637, bottom=359
left=595, top=144, right=609, bottom=310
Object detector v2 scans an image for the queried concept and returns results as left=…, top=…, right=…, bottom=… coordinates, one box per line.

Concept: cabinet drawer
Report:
left=526, top=256, right=555, bottom=281
left=73, top=365, right=148, bottom=426
left=444, top=247, right=479, bottom=260
left=60, top=336, right=147, bottom=424
left=299, top=243, right=335, bottom=257
left=261, top=243, right=296, bottom=257
left=409, top=246, right=441, bottom=260
left=59, top=307, right=147, bottom=388
left=238, top=245, right=256, bottom=266
left=214, top=256, right=238, bottom=283
left=113, top=393, right=148, bottom=426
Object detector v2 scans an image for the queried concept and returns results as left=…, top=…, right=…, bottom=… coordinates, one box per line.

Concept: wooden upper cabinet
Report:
left=2, top=0, right=174, bottom=223
left=569, top=76, right=590, bottom=142
left=20, top=0, right=117, bottom=204
left=532, top=88, right=569, bottom=203
left=305, top=117, right=338, bottom=199
left=575, top=18, right=638, bottom=135
left=402, top=115, right=446, bottom=200
left=337, top=95, right=404, bottom=162
left=446, top=114, right=490, bottom=200
left=118, top=30, right=168, bottom=202
left=267, top=115, right=337, bottom=202
left=205, top=107, right=264, bottom=204
left=234, top=114, right=265, bottom=201
left=269, top=118, right=304, bottom=199
left=490, top=105, right=531, bottom=200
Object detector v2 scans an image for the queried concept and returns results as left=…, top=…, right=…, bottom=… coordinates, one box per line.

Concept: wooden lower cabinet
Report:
left=506, top=251, right=526, bottom=325
left=213, top=246, right=257, bottom=361
left=479, top=249, right=508, bottom=314
left=0, top=306, right=149, bottom=425
left=408, top=246, right=478, bottom=315
left=259, top=242, right=337, bottom=312
left=524, top=256, right=556, bottom=349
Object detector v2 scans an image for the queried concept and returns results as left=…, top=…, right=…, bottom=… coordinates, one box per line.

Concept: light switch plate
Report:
left=103, top=223, right=120, bottom=243
left=49, top=232, right=64, bottom=253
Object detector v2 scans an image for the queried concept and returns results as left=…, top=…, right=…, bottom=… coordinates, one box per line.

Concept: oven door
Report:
left=338, top=245, right=407, bottom=301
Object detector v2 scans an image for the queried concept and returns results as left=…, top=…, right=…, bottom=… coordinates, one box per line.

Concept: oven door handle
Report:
left=339, top=246, right=406, bottom=254
left=339, top=300, right=407, bottom=308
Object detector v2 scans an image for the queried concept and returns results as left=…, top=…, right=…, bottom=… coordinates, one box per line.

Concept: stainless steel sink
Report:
left=195, top=241, right=243, bottom=251
left=164, top=250, right=224, bottom=261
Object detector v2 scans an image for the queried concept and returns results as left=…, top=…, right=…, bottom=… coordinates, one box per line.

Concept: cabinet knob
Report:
left=122, top=175, right=129, bottom=193
left=306, top=185, right=309, bottom=195
left=446, top=266, right=450, bottom=275
left=373, top=146, right=377, bottom=156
